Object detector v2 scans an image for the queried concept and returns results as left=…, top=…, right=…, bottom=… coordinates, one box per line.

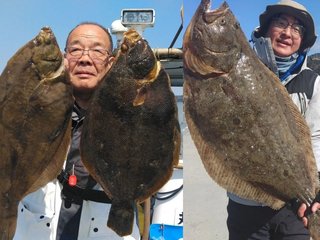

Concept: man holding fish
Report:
left=13, top=23, right=141, bottom=240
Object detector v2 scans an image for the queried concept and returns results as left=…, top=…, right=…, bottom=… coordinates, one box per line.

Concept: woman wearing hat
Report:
left=227, top=0, right=320, bottom=239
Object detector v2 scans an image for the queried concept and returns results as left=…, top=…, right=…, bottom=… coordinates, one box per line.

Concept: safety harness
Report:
left=57, top=102, right=111, bottom=205
left=285, top=68, right=318, bottom=99
left=57, top=170, right=111, bottom=206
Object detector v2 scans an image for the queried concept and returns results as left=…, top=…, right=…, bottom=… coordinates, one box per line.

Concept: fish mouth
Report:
left=202, top=0, right=229, bottom=24
left=191, top=0, right=231, bottom=55
left=123, top=29, right=142, bottom=43
left=199, top=0, right=228, bottom=14
left=183, top=0, right=238, bottom=75
left=34, top=27, right=56, bottom=46
left=32, top=26, right=64, bottom=79
left=120, top=29, right=143, bottom=53
left=184, top=0, right=230, bottom=48
left=200, top=0, right=211, bottom=12
left=120, top=29, right=155, bottom=78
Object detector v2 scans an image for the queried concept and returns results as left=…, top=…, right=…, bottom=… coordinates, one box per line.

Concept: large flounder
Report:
left=0, top=27, right=73, bottom=239
left=80, top=29, right=181, bottom=236
left=183, top=0, right=320, bottom=238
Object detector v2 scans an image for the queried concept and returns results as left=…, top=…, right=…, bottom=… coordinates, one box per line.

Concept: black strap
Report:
left=71, top=102, right=86, bottom=133
left=285, top=69, right=318, bottom=99
left=288, top=198, right=302, bottom=214
left=154, top=185, right=183, bottom=201
left=57, top=170, right=112, bottom=204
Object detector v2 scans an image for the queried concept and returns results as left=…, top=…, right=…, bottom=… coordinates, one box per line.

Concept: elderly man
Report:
left=14, top=23, right=141, bottom=240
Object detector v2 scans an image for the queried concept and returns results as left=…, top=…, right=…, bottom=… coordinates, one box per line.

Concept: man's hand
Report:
left=297, top=202, right=320, bottom=227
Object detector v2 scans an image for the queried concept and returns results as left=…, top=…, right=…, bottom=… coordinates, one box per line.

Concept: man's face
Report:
left=65, top=24, right=114, bottom=95
left=266, top=14, right=303, bottom=57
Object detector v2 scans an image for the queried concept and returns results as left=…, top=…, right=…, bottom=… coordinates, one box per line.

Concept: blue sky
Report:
left=1, top=1, right=319, bottom=72
left=184, top=0, right=320, bottom=54
left=0, top=0, right=183, bottom=72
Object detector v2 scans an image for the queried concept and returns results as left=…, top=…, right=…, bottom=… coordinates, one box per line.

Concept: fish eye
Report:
left=220, top=17, right=226, bottom=26
left=234, top=22, right=240, bottom=30
left=33, top=37, right=43, bottom=46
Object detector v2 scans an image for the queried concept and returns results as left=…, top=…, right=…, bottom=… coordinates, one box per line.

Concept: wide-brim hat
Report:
left=258, top=0, right=316, bottom=51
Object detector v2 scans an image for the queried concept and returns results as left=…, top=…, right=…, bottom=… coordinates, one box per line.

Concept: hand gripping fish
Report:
left=183, top=0, right=320, bottom=238
left=80, top=29, right=181, bottom=237
left=0, top=27, right=73, bottom=239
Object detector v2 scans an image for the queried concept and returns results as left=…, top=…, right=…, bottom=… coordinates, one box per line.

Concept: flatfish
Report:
left=183, top=0, right=320, bottom=238
left=0, top=27, right=73, bottom=239
left=80, top=29, right=181, bottom=236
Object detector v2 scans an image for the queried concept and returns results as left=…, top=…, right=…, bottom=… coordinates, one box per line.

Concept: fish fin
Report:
left=307, top=211, right=320, bottom=240
left=185, top=105, right=285, bottom=209
left=133, top=85, right=147, bottom=106
left=133, top=61, right=162, bottom=107
left=0, top=214, right=17, bottom=240
left=107, top=200, right=134, bottom=236
left=272, top=75, right=318, bottom=188
left=173, top=121, right=182, bottom=167
left=25, top=118, right=71, bottom=196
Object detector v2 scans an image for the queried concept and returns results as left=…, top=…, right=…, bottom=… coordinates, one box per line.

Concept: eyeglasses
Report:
left=271, top=17, right=305, bottom=38
left=66, top=46, right=111, bottom=63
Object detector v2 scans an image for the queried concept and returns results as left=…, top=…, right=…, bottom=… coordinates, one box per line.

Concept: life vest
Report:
left=286, top=69, right=318, bottom=100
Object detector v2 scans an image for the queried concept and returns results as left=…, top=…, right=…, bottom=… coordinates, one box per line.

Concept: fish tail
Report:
left=307, top=211, right=320, bottom=240
left=107, top=200, right=134, bottom=237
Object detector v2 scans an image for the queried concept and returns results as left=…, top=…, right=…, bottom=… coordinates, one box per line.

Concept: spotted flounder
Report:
left=80, top=29, right=181, bottom=236
left=183, top=0, right=320, bottom=238
left=0, top=27, right=73, bottom=239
